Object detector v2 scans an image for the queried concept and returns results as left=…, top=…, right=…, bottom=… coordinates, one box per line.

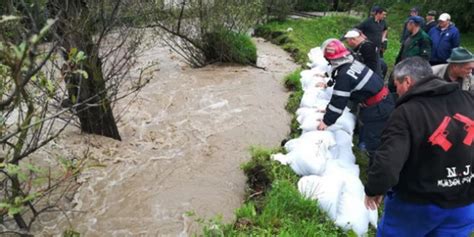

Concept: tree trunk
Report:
left=50, top=0, right=121, bottom=140
left=67, top=49, right=122, bottom=140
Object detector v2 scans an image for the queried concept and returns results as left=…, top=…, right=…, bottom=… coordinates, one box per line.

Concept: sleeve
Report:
left=395, top=44, right=403, bottom=64
left=360, top=43, right=379, bottom=73
left=419, top=36, right=432, bottom=61
left=364, top=108, right=411, bottom=196
left=382, top=20, right=388, bottom=31
left=356, top=20, right=367, bottom=32
left=322, top=73, right=352, bottom=126
left=452, top=29, right=461, bottom=48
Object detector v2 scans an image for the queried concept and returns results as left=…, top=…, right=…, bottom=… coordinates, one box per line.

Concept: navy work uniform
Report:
left=323, top=60, right=395, bottom=159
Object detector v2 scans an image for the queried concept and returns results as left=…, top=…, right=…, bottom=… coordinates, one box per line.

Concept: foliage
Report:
left=144, top=0, right=264, bottom=67
left=264, top=0, right=296, bottom=21
left=368, top=0, right=474, bottom=32
left=255, top=16, right=361, bottom=64
left=294, top=0, right=331, bottom=11
left=283, top=68, right=302, bottom=91
left=203, top=29, right=257, bottom=65
left=0, top=18, right=86, bottom=233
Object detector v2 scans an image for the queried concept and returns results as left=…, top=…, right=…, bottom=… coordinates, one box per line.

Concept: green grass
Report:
left=200, top=147, right=351, bottom=237
left=255, top=16, right=361, bottom=64
left=204, top=30, right=257, bottom=65
left=461, top=32, right=474, bottom=53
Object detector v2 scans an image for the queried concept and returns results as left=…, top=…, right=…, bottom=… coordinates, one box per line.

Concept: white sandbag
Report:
left=284, top=130, right=336, bottom=153
left=300, top=91, right=329, bottom=109
left=299, top=120, right=317, bottom=133
left=272, top=149, right=328, bottom=177
left=333, top=146, right=357, bottom=166
left=296, top=108, right=324, bottom=124
left=327, top=108, right=356, bottom=135
left=299, top=130, right=336, bottom=148
left=330, top=129, right=353, bottom=147
left=271, top=153, right=292, bottom=165
left=307, top=47, right=331, bottom=73
left=300, top=68, right=330, bottom=91
left=324, top=158, right=360, bottom=178
left=297, top=175, right=344, bottom=220
left=368, top=207, right=378, bottom=229
left=299, top=112, right=326, bottom=133
left=334, top=174, right=377, bottom=236
left=335, top=191, right=370, bottom=236
left=289, top=146, right=328, bottom=176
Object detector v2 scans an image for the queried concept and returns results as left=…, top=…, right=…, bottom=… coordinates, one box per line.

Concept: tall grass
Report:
left=255, top=16, right=361, bottom=64
left=204, top=30, right=257, bottom=65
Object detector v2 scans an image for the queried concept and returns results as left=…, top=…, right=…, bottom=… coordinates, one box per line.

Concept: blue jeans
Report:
left=378, top=192, right=474, bottom=237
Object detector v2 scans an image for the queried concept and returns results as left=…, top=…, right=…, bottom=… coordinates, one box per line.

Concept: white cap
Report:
left=344, top=29, right=361, bottom=39
left=439, top=13, right=451, bottom=21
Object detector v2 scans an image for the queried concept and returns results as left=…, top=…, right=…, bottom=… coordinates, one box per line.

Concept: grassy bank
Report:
left=254, top=16, right=361, bottom=64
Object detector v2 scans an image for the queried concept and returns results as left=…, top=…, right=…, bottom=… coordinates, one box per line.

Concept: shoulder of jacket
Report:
left=432, top=64, right=448, bottom=75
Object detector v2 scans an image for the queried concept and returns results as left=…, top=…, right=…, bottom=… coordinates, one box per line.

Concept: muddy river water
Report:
left=35, top=38, right=298, bottom=236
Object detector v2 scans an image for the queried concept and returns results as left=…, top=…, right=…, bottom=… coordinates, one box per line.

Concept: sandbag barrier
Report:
left=271, top=47, right=377, bottom=236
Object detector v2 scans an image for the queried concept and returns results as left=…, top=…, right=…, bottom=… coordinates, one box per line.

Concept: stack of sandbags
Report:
left=271, top=47, right=376, bottom=236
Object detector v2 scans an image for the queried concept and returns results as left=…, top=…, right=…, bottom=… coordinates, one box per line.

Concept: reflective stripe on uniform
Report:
left=333, top=90, right=351, bottom=97
left=352, top=70, right=374, bottom=92
left=328, top=104, right=343, bottom=114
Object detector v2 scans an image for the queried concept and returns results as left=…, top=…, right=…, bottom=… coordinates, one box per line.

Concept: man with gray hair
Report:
left=432, top=47, right=474, bottom=91
left=365, top=57, right=474, bottom=236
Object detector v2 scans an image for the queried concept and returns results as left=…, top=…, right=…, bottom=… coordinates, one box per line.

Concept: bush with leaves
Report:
left=203, top=29, right=257, bottom=65
left=141, top=0, right=264, bottom=67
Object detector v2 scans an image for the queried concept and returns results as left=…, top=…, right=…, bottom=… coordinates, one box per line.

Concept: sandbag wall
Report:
left=271, top=47, right=377, bottom=236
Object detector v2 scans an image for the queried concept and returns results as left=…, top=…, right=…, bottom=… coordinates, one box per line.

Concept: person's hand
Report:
left=317, top=121, right=328, bottom=130
left=316, top=82, right=327, bottom=88
left=364, top=195, right=384, bottom=210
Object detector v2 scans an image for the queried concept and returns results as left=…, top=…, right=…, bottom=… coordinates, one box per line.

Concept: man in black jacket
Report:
left=365, top=57, right=474, bottom=236
left=343, top=29, right=383, bottom=77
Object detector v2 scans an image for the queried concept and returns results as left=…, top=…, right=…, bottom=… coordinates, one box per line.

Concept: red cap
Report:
left=324, top=39, right=350, bottom=60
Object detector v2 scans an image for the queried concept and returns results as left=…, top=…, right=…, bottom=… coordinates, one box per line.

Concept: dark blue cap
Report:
left=410, top=7, right=419, bottom=13
left=371, top=6, right=381, bottom=12
left=408, top=16, right=423, bottom=25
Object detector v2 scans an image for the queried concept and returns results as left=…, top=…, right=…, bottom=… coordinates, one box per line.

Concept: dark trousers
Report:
left=359, top=94, right=395, bottom=164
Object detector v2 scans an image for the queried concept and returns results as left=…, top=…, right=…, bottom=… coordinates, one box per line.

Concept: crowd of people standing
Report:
left=317, top=5, right=474, bottom=236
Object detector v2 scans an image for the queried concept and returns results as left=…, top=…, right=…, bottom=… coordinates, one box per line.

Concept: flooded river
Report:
left=35, top=38, right=298, bottom=236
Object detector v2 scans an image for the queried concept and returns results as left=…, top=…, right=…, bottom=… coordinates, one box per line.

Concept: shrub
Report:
left=294, top=0, right=330, bottom=11
left=203, top=29, right=257, bottom=65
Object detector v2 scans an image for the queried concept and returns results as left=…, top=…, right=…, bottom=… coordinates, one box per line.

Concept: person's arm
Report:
left=395, top=44, right=403, bottom=64
left=360, top=43, right=379, bottom=73
left=382, top=21, right=388, bottom=41
left=419, top=36, right=432, bottom=61
left=364, top=108, right=411, bottom=196
left=356, top=19, right=367, bottom=36
left=452, top=28, right=461, bottom=48
left=322, top=72, right=352, bottom=126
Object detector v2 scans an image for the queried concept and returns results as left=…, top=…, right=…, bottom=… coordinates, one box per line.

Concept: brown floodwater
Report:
left=34, top=37, right=297, bottom=236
